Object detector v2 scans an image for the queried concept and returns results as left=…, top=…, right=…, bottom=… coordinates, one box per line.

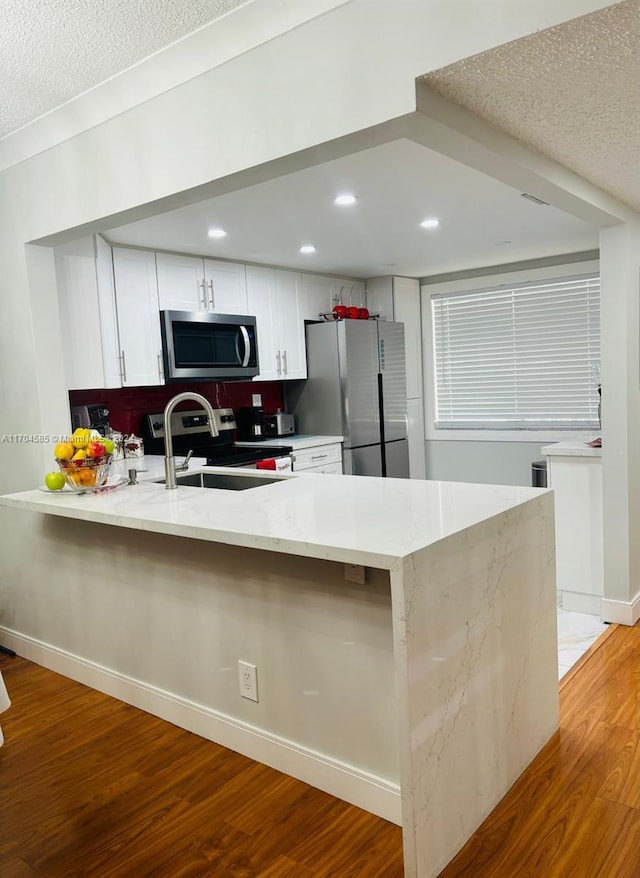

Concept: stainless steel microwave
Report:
left=160, top=310, right=259, bottom=381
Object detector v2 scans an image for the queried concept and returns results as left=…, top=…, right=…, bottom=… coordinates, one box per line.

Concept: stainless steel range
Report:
left=142, top=408, right=293, bottom=469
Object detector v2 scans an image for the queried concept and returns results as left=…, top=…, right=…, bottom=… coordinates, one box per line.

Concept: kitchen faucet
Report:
left=163, top=392, right=218, bottom=489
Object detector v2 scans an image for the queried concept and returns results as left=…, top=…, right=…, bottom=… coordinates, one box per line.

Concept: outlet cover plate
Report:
left=238, top=660, right=259, bottom=702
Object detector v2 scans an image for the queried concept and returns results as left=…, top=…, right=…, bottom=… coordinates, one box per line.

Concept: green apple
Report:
left=102, top=438, right=115, bottom=454
left=45, top=471, right=65, bottom=491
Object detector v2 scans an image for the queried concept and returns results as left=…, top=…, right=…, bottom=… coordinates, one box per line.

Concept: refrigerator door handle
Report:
left=377, top=372, right=387, bottom=477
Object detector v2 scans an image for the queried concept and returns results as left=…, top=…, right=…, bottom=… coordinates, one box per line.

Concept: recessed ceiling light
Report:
left=299, top=245, right=316, bottom=254
left=420, top=218, right=440, bottom=229
left=208, top=228, right=227, bottom=238
left=334, top=194, right=357, bottom=206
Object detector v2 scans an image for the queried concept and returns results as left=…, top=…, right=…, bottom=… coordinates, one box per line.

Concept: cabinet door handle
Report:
left=276, top=350, right=282, bottom=376
left=311, top=453, right=328, bottom=460
left=120, top=350, right=127, bottom=383
left=282, top=349, right=288, bottom=375
left=208, top=279, right=215, bottom=309
left=198, top=279, right=207, bottom=310
left=157, top=353, right=164, bottom=381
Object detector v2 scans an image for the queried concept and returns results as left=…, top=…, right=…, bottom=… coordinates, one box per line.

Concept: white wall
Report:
left=599, top=221, right=640, bottom=619
left=426, top=440, right=549, bottom=487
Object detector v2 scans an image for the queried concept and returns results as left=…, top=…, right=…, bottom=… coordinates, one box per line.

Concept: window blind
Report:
left=431, top=273, right=600, bottom=430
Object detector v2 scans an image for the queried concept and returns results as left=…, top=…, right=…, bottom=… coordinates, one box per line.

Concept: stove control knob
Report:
left=153, top=421, right=162, bottom=431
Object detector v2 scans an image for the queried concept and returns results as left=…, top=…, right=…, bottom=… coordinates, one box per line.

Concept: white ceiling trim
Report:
left=0, top=0, right=350, bottom=172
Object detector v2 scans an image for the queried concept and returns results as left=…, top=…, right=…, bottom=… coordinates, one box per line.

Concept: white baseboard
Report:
left=559, top=590, right=603, bottom=616
left=0, top=626, right=401, bottom=825
left=601, top=591, right=640, bottom=626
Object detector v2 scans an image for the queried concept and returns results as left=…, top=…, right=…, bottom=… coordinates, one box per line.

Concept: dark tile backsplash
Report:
left=69, top=381, right=285, bottom=436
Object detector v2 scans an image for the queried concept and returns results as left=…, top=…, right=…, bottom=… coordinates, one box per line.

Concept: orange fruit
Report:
left=78, top=468, right=96, bottom=486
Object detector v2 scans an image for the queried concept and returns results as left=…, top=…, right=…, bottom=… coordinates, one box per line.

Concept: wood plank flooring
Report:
left=0, top=620, right=638, bottom=877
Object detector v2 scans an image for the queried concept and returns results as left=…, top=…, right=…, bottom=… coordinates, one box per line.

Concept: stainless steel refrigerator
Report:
left=292, top=320, right=409, bottom=477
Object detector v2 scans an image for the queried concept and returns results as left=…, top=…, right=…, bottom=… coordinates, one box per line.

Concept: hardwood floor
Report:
left=0, top=621, right=638, bottom=877
left=439, top=621, right=640, bottom=878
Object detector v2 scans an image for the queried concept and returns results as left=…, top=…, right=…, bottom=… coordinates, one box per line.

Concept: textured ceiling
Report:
left=0, top=0, right=247, bottom=138
left=422, top=0, right=640, bottom=213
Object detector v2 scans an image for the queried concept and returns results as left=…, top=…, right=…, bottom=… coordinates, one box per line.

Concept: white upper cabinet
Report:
left=203, top=259, right=248, bottom=314
left=392, top=277, right=422, bottom=400
left=246, top=266, right=278, bottom=381
left=247, top=266, right=306, bottom=381
left=156, top=253, right=247, bottom=315
left=156, top=253, right=206, bottom=311
left=366, top=276, right=422, bottom=399
left=300, top=274, right=365, bottom=321
left=275, top=269, right=306, bottom=379
left=301, top=273, right=336, bottom=322
left=112, top=247, right=164, bottom=386
left=335, top=278, right=366, bottom=309
left=55, top=235, right=121, bottom=390
left=365, top=276, right=395, bottom=321
left=95, top=235, right=123, bottom=388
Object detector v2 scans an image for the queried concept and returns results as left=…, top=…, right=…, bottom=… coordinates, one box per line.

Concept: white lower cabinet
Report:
left=112, top=247, right=164, bottom=386
left=292, top=442, right=343, bottom=474
left=544, top=448, right=603, bottom=615
left=246, top=266, right=306, bottom=381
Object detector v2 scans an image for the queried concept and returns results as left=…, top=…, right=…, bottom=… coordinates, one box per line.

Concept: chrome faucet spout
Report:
left=163, top=392, right=218, bottom=489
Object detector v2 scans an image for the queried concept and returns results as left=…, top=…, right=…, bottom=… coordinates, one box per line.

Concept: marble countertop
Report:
left=235, top=435, right=343, bottom=450
left=541, top=440, right=602, bottom=458
left=0, top=466, right=546, bottom=570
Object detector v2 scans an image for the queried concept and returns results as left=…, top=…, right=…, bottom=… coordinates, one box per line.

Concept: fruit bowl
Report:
left=57, top=455, right=112, bottom=490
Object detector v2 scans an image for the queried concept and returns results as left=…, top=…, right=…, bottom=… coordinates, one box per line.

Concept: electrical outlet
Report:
left=251, top=393, right=262, bottom=407
left=238, top=660, right=258, bottom=702
left=344, top=563, right=366, bottom=584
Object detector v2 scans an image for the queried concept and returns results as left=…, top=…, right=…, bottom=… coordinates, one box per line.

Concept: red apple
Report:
left=86, top=441, right=106, bottom=459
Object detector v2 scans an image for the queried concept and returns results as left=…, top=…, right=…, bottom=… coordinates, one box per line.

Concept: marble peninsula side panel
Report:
left=390, top=491, right=558, bottom=878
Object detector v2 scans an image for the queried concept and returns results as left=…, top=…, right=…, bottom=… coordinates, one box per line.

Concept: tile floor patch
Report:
left=557, top=608, right=608, bottom=679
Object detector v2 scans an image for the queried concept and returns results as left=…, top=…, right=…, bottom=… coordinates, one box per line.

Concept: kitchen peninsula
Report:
left=0, top=471, right=557, bottom=878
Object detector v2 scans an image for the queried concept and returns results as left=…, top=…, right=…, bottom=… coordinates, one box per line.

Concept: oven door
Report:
left=161, top=310, right=259, bottom=381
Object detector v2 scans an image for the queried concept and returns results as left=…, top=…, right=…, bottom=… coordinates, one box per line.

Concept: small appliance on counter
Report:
left=236, top=405, right=265, bottom=440
left=70, top=404, right=111, bottom=436
left=262, top=411, right=295, bottom=438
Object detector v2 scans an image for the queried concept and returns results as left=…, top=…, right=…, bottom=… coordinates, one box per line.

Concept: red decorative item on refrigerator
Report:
left=347, top=306, right=359, bottom=319
left=358, top=307, right=370, bottom=319
left=256, top=458, right=277, bottom=470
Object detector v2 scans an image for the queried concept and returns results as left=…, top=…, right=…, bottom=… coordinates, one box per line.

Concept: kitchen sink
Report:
left=156, top=471, right=289, bottom=491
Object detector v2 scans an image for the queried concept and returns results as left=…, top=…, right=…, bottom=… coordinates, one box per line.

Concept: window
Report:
left=431, top=273, right=600, bottom=430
